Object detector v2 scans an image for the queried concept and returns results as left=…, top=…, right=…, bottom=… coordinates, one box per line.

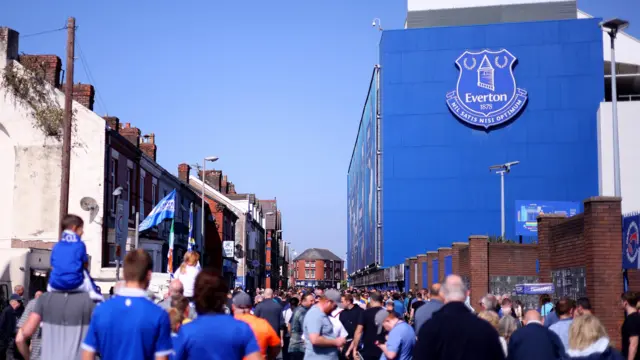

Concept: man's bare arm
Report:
left=21, top=312, right=42, bottom=338
left=629, top=336, right=638, bottom=360
left=15, top=329, right=30, bottom=360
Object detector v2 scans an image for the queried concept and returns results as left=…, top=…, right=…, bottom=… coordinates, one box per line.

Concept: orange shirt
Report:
left=235, top=313, right=281, bottom=359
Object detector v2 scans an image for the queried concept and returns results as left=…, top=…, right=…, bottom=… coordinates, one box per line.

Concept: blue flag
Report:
left=187, top=203, right=195, bottom=251
left=138, top=189, right=176, bottom=232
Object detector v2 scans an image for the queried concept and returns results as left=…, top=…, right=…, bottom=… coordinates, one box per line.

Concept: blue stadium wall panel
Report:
left=379, top=18, right=603, bottom=268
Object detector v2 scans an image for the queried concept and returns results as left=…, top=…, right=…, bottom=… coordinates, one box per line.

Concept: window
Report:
left=140, top=172, right=145, bottom=219
left=305, top=270, right=309, bottom=279
left=127, top=166, right=135, bottom=219
left=110, top=158, right=118, bottom=213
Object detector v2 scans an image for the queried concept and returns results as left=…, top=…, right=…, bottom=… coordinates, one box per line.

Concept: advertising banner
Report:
left=222, top=241, right=235, bottom=258
left=515, top=283, right=554, bottom=295
left=515, top=200, right=580, bottom=236
left=115, top=199, right=129, bottom=261
left=623, top=214, right=640, bottom=269
left=347, top=68, right=378, bottom=273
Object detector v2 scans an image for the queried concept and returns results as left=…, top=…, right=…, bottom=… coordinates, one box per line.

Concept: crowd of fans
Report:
left=1, top=216, right=640, bottom=359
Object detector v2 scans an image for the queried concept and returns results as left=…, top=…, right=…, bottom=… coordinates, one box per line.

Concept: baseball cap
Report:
left=324, top=289, right=341, bottom=304
left=232, top=292, right=252, bottom=308
left=9, top=294, right=22, bottom=302
left=374, top=309, right=390, bottom=335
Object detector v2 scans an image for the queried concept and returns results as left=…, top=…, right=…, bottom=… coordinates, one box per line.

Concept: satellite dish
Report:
left=80, top=197, right=100, bottom=223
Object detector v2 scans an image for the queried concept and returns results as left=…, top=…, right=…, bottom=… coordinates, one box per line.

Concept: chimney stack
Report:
left=199, top=170, right=222, bottom=191
left=70, top=83, right=95, bottom=110
left=118, top=123, right=141, bottom=147
left=103, top=116, right=120, bottom=131
left=140, top=133, right=157, bottom=161
left=221, top=175, right=228, bottom=194
left=228, top=182, right=236, bottom=195
left=18, top=55, right=62, bottom=88
left=0, top=27, right=19, bottom=68
left=178, top=163, right=191, bottom=183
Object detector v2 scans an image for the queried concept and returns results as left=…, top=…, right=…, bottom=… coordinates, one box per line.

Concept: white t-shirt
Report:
left=175, top=265, right=200, bottom=297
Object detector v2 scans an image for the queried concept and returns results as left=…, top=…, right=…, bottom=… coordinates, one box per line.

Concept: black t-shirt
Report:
left=339, top=305, right=364, bottom=339
left=622, top=312, right=640, bottom=360
left=358, top=306, right=386, bottom=358
left=411, top=300, right=425, bottom=312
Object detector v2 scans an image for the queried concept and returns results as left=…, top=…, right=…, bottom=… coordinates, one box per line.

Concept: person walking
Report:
left=409, top=293, right=425, bottom=325
left=303, top=290, right=345, bottom=360
left=378, top=310, right=415, bottom=360
left=566, top=314, right=623, bottom=360
left=233, top=292, right=282, bottom=360
left=507, top=310, right=565, bottom=360
left=173, top=269, right=262, bottom=360
left=175, top=252, right=200, bottom=301
left=413, top=283, right=444, bottom=332
left=255, top=289, right=286, bottom=343
left=15, top=291, right=43, bottom=360
left=157, top=279, right=184, bottom=310
left=621, top=291, right=640, bottom=360
left=339, top=294, right=363, bottom=359
left=0, top=294, right=24, bottom=360
left=17, top=284, right=95, bottom=360
left=575, top=297, right=593, bottom=317
left=348, top=292, right=387, bottom=360
left=549, top=298, right=575, bottom=351
left=81, top=249, right=173, bottom=360
left=414, top=275, right=504, bottom=360
left=289, top=294, right=314, bottom=360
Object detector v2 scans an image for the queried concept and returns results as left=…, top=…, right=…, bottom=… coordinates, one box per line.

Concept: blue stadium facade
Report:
left=347, top=18, right=604, bottom=277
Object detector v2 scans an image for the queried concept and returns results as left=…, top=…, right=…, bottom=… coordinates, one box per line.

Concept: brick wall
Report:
left=408, top=257, right=418, bottom=291
left=488, top=243, right=538, bottom=276
left=452, top=242, right=468, bottom=276
left=458, top=246, right=470, bottom=282
left=538, top=196, right=623, bottom=347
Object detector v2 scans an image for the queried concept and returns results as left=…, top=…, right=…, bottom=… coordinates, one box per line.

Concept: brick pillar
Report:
left=426, top=252, right=438, bottom=287
left=469, top=235, right=489, bottom=313
left=452, top=242, right=468, bottom=275
left=537, top=214, right=566, bottom=283
left=583, top=196, right=623, bottom=347
left=438, top=247, right=452, bottom=283
left=417, top=254, right=427, bottom=290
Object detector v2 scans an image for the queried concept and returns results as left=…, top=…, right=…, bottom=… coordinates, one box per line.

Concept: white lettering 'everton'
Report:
left=446, top=49, right=528, bottom=129
left=464, top=93, right=508, bottom=103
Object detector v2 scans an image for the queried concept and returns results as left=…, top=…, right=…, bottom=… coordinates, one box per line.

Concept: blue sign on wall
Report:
left=623, top=214, right=640, bottom=269
left=422, top=262, right=428, bottom=288
left=515, top=200, right=581, bottom=236
left=432, top=259, right=439, bottom=284
left=444, top=255, right=452, bottom=277
left=378, top=18, right=603, bottom=268
left=446, top=49, right=527, bottom=129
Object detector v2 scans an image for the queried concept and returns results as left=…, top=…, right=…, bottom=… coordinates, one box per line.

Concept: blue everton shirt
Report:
left=49, top=230, right=89, bottom=290
left=82, top=288, right=173, bottom=360
left=173, top=313, right=259, bottom=360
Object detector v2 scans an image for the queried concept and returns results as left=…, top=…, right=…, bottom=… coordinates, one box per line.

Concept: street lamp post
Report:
left=601, top=18, right=630, bottom=197
left=200, top=156, right=219, bottom=251
left=489, top=161, right=520, bottom=240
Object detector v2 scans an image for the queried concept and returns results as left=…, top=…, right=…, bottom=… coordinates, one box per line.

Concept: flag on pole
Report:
left=167, top=218, right=175, bottom=276
left=138, top=189, right=176, bottom=232
left=187, top=203, right=195, bottom=252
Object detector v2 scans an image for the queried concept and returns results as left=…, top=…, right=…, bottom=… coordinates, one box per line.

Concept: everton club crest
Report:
left=446, top=49, right=528, bottom=129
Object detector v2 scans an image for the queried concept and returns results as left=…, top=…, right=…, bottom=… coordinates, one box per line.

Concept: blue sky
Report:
left=2, top=0, right=638, bottom=261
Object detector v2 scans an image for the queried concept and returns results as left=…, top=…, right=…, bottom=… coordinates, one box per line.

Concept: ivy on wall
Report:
left=1, top=61, right=76, bottom=140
